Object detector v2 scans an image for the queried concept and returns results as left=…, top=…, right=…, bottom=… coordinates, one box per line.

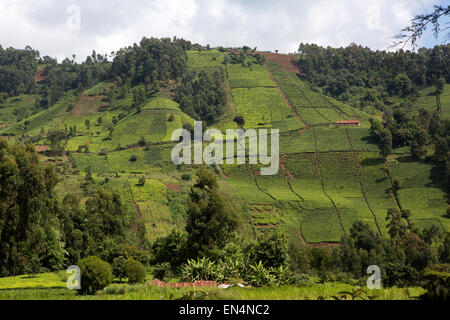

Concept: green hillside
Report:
left=0, top=41, right=449, bottom=302
left=410, top=84, right=450, bottom=118
left=1, top=49, right=448, bottom=246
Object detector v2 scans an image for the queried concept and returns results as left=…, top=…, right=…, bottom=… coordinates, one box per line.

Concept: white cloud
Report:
left=0, top=0, right=442, bottom=61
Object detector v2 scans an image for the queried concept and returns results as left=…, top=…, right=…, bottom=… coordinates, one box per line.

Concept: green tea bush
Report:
left=125, top=259, right=146, bottom=284
left=112, top=256, right=127, bottom=281
left=420, top=264, right=450, bottom=300
left=289, top=273, right=314, bottom=286
left=181, top=173, right=191, bottom=181
left=78, top=256, right=113, bottom=295
left=153, top=262, right=174, bottom=281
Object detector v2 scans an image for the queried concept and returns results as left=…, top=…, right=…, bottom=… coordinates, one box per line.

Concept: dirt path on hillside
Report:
left=322, top=95, right=363, bottom=121
left=299, top=223, right=341, bottom=247
left=128, top=184, right=143, bottom=219
left=308, top=242, right=340, bottom=248
left=248, top=164, right=277, bottom=201
left=218, top=164, right=229, bottom=179
left=276, top=69, right=334, bottom=124
left=264, top=64, right=310, bottom=128
left=345, top=129, right=382, bottom=236
left=312, top=128, right=345, bottom=233
left=299, top=223, right=307, bottom=244
left=279, top=156, right=294, bottom=180
left=34, top=70, right=46, bottom=83
left=279, top=156, right=305, bottom=202
left=384, top=167, right=403, bottom=210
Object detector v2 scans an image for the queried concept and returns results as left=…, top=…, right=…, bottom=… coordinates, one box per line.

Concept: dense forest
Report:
left=298, top=44, right=450, bottom=110
left=0, top=46, right=39, bottom=97
left=0, top=140, right=149, bottom=276
left=175, top=69, right=227, bottom=125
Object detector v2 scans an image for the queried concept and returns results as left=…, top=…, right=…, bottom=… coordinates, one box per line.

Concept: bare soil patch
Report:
left=34, top=71, right=46, bottom=83
left=260, top=52, right=301, bottom=73
left=72, top=95, right=108, bottom=116
left=308, top=242, right=340, bottom=248
left=165, top=183, right=183, bottom=191
left=35, top=145, right=49, bottom=153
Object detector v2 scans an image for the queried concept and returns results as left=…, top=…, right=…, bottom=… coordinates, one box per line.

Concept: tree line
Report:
left=0, top=37, right=194, bottom=109
left=297, top=43, right=449, bottom=109
left=175, top=69, right=227, bottom=125
left=0, top=140, right=148, bottom=277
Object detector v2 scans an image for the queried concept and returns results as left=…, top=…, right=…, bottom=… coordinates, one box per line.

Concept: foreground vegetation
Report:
left=0, top=37, right=449, bottom=300
left=0, top=271, right=425, bottom=300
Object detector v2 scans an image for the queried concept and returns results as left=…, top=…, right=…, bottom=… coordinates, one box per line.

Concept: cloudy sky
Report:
left=0, top=0, right=447, bottom=61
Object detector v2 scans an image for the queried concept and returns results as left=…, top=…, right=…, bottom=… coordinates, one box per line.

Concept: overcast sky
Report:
left=0, top=0, right=447, bottom=61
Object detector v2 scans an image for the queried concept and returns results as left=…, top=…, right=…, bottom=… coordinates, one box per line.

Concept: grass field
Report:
left=0, top=94, right=37, bottom=124
left=410, top=84, right=450, bottom=118
left=227, top=63, right=275, bottom=89
left=45, top=52, right=450, bottom=245
left=388, top=160, right=448, bottom=232
left=1, top=93, right=74, bottom=136
left=231, top=87, right=303, bottom=131
left=187, top=50, right=226, bottom=69
left=0, top=272, right=425, bottom=300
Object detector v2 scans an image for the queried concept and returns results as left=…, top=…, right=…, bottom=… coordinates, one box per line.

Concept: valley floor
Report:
left=0, top=271, right=424, bottom=300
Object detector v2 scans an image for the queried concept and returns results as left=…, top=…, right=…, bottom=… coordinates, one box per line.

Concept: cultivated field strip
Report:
left=279, top=156, right=305, bottom=203
left=264, top=64, right=309, bottom=128
left=266, top=63, right=358, bottom=126
left=312, top=128, right=345, bottom=233
left=277, top=69, right=332, bottom=123
left=248, top=164, right=277, bottom=202
left=345, top=129, right=382, bottom=236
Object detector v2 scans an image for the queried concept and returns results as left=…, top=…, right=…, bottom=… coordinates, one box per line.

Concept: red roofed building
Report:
left=336, top=120, right=360, bottom=127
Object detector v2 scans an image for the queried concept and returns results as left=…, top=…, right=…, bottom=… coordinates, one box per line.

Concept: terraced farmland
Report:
left=410, top=84, right=450, bottom=118
left=227, top=63, right=276, bottom=88
left=231, top=87, right=303, bottom=131
left=3, top=50, right=448, bottom=247
left=266, top=62, right=371, bottom=127
left=181, top=51, right=450, bottom=244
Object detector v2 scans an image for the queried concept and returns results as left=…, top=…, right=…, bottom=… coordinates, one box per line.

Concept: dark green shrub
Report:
left=104, top=243, right=151, bottom=267
left=151, top=229, right=187, bottom=272
left=420, top=264, right=450, bottom=300
left=383, top=262, right=420, bottom=287
left=181, top=173, right=191, bottom=181
left=112, top=256, right=127, bottom=281
left=138, top=136, right=146, bottom=146
left=247, top=232, right=290, bottom=269
left=78, top=256, right=113, bottom=295
left=153, top=262, right=174, bottom=281
left=289, top=273, right=314, bottom=286
left=233, top=115, right=245, bottom=126
left=125, top=259, right=146, bottom=284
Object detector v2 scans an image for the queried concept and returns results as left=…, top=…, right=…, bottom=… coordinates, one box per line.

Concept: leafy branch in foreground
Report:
left=392, top=5, right=450, bottom=50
